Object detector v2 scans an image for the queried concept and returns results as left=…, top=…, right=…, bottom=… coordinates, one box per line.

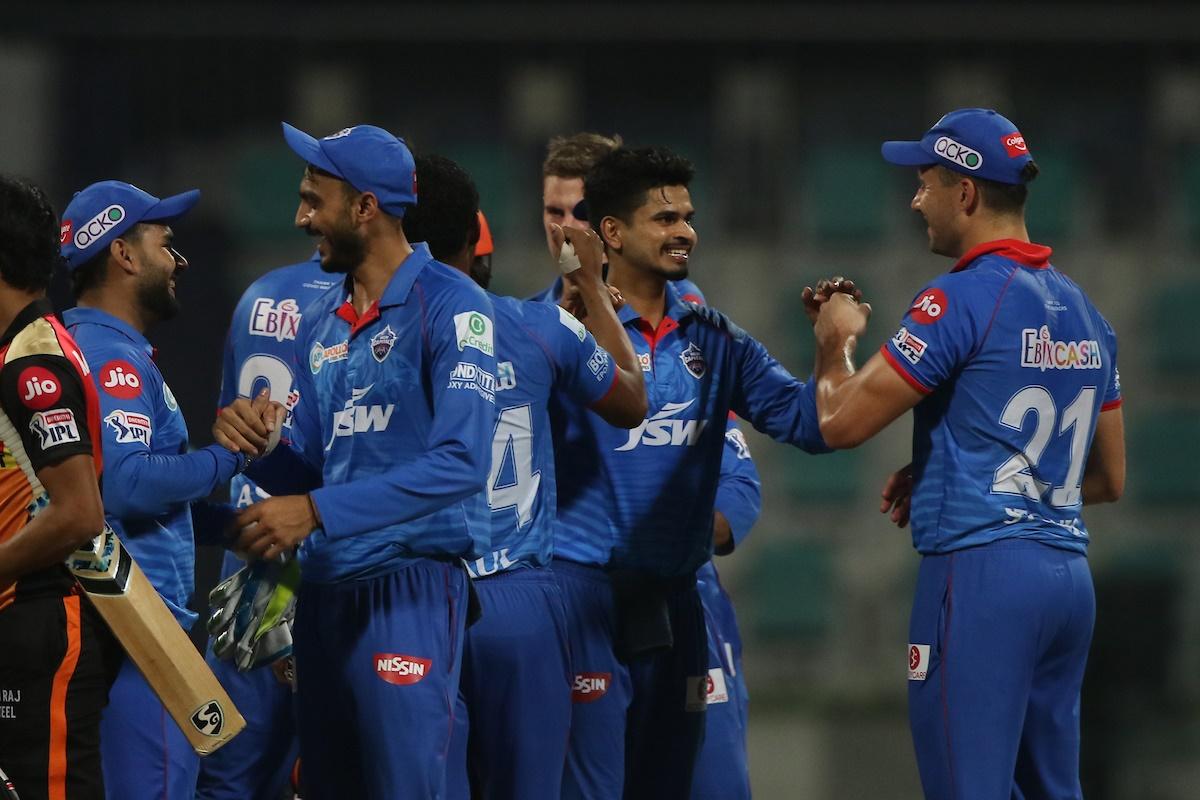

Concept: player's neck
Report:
left=955, top=219, right=1031, bottom=258
left=0, top=286, right=42, bottom=337
left=349, top=234, right=414, bottom=314
left=607, top=259, right=667, bottom=327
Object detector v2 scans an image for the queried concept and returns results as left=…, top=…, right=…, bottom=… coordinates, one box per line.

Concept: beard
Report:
left=317, top=219, right=368, bottom=275
left=137, top=268, right=179, bottom=322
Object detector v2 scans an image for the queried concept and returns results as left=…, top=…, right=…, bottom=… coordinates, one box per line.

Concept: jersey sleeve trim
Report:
left=588, top=364, right=621, bottom=408
left=880, top=344, right=932, bottom=395
left=1100, top=398, right=1123, bottom=412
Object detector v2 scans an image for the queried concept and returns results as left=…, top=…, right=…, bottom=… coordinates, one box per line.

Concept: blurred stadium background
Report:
left=6, top=3, right=1200, bottom=797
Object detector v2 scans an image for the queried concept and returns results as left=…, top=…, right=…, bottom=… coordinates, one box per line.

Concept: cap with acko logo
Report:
left=881, top=108, right=1034, bottom=185
left=60, top=181, right=200, bottom=271
left=282, top=122, right=418, bottom=217
left=474, top=211, right=494, bottom=258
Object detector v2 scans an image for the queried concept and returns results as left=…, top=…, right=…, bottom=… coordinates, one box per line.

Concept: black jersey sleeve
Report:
left=0, top=354, right=95, bottom=473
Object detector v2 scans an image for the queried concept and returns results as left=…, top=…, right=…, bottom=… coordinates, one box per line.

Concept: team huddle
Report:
left=0, top=107, right=1125, bottom=800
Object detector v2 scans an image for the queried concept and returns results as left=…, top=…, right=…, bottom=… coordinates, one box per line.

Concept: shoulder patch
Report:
left=908, top=288, right=948, bottom=325
left=453, top=311, right=494, bottom=357
left=6, top=317, right=65, bottom=363
left=556, top=305, right=587, bottom=342
left=98, top=360, right=143, bottom=399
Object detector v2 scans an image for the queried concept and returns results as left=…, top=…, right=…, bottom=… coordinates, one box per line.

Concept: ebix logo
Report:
left=249, top=298, right=302, bottom=342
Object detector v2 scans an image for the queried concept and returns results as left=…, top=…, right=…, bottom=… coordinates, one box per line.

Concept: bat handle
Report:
left=0, top=763, right=22, bottom=800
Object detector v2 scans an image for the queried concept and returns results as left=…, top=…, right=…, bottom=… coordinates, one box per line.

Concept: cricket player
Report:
left=811, top=108, right=1125, bottom=799
left=0, top=174, right=117, bottom=800
left=549, top=144, right=854, bottom=799
left=59, top=180, right=248, bottom=798
left=194, top=250, right=335, bottom=800
left=538, top=134, right=763, bottom=800
left=402, top=154, right=645, bottom=799
left=213, top=123, right=497, bottom=799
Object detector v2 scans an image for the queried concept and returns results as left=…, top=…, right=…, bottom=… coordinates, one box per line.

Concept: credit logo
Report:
left=454, top=312, right=494, bottom=357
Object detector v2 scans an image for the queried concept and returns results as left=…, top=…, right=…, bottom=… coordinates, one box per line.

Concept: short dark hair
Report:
left=936, top=162, right=1040, bottom=215
left=543, top=133, right=623, bottom=179
left=402, top=155, right=479, bottom=263
left=584, top=146, right=695, bottom=226
left=0, top=174, right=63, bottom=293
left=69, top=222, right=147, bottom=300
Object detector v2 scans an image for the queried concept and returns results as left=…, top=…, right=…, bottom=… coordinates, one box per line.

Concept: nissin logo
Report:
left=616, top=400, right=708, bottom=451
left=572, top=672, right=611, bottom=703
left=374, top=653, right=431, bottom=685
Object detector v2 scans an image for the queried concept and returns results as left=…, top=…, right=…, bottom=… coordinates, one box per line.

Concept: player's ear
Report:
left=599, top=216, right=622, bottom=251
left=108, top=237, right=138, bottom=276
left=960, top=177, right=981, bottom=215
left=353, top=191, right=380, bottom=224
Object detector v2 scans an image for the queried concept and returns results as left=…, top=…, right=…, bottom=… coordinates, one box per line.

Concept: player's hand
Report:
left=235, top=495, right=318, bottom=562
left=813, top=291, right=871, bottom=346
left=879, top=463, right=914, bottom=528
left=802, top=276, right=864, bottom=325
left=214, top=389, right=284, bottom=457
left=553, top=225, right=605, bottom=282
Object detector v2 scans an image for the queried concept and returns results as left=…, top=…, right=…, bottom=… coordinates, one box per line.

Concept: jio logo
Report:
left=100, top=360, right=143, bottom=399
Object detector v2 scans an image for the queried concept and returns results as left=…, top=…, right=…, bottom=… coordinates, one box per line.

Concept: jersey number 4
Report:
left=488, top=404, right=541, bottom=529
left=991, top=386, right=1096, bottom=508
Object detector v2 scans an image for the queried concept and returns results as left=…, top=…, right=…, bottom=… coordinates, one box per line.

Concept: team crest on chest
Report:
left=370, top=325, right=398, bottom=363
left=680, top=342, right=706, bottom=379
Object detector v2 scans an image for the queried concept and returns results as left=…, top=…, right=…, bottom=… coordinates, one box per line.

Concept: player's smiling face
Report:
left=912, top=166, right=965, bottom=258
left=295, top=169, right=366, bottom=274
left=131, top=223, right=186, bottom=321
left=608, top=185, right=696, bottom=280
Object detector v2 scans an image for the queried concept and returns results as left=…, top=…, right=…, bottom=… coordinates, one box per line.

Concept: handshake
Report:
left=213, top=389, right=288, bottom=462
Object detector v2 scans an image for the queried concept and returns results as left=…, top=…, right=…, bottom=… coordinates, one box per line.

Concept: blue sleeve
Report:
left=540, top=303, right=616, bottom=407
left=310, top=285, right=498, bottom=540
left=881, top=277, right=978, bottom=394
left=714, top=420, right=761, bottom=550
left=1099, top=314, right=1122, bottom=409
left=93, top=349, right=245, bottom=519
left=722, top=312, right=829, bottom=454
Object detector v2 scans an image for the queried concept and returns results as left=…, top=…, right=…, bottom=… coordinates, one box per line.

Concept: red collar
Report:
left=952, top=239, right=1052, bottom=272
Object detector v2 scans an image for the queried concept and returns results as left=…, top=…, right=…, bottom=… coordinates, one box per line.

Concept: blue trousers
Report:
left=100, top=656, right=199, bottom=800
left=908, top=540, right=1094, bottom=800
left=293, top=560, right=469, bottom=800
left=194, top=652, right=297, bottom=800
left=446, top=567, right=572, bottom=800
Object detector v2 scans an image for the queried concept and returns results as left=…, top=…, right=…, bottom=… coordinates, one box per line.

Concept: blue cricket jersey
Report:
left=217, top=254, right=339, bottom=580
left=880, top=239, right=1122, bottom=555
left=465, top=295, right=616, bottom=578
left=65, top=307, right=244, bottom=626
left=251, top=244, right=498, bottom=583
left=550, top=281, right=827, bottom=577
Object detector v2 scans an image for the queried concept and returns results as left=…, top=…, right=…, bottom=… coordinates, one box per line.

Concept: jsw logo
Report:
left=327, top=384, right=394, bottom=448
left=616, top=400, right=708, bottom=451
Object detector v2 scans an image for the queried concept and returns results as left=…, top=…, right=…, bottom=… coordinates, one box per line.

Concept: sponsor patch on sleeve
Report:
left=104, top=409, right=152, bottom=447
left=29, top=408, right=81, bottom=450
left=454, top=311, right=494, bottom=356
left=908, top=644, right=930, bottom=681
left=18, top=366, right=64, bottom=410
left=586, top=346, right=611, bottom=381
left=909, top=288, right=948, bottom=324
left=556, top=304, right=588, bottom=342
left=99, top=360, right=143, bottom=399
left=891, top=327, right=928, bottom=366
left=705, top=668, right=730, bottom=704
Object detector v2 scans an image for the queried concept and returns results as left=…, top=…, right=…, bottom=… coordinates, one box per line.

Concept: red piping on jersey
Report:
left=590, top=365, right=622, bottom=409
left=336, top=299, right=381, bottom=337
left=879, top=346, right=932, bottom=394
left=952, top=239, right=1052, bottom=272
left=1101, top=398, right=1123, bottom=412
left=633, top=317, right=679, bottom=357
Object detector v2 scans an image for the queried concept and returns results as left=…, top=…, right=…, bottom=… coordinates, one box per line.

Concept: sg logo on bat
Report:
left=190, top=700, right=226, bottom=736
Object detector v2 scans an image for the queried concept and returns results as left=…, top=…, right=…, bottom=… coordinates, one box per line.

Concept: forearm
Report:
left=576, top=277, right=637, bottom=375
left=0, top=504, right=102, bottom=584
left=105, top=445, right=244, bottom=518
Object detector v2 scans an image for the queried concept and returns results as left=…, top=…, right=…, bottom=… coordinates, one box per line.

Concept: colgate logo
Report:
left=374, top=653, right=432, bottom=685
left=1001, top=132, right=1028, bottom=158
left=60, top=220, right=74, bottom=245
left=572, top=672, right=611, bottom=703
left=18, top=366, right=62, bottom=410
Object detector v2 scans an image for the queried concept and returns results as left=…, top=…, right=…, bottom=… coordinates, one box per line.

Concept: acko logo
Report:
left=249, top=298, right=302, bottom=342
left=1001, top=132, right=1028, bottom=158
left=99, top=360, right=143, bottom=399
left=18, top=366, right=61, bottom=410
left=934, top=136, right=983, bottom=171
left=324, top=127, right=356, bottom=140
left=908, top=644, right=930, bottom=681
left=105, top=410, right=152, bottom=447
left=909, top=288, right=947, bottom=324
left=74, top=205, right=126, bottom=250
left=616, top=400, right=708, bottom=451
left=374, top=653, right=431, bottom=685
left=29, top=409, right=80, bottom=450
left=572, top=672, right=611, bottom=703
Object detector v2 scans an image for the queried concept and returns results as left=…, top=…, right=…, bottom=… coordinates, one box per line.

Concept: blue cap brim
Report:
left=281, top=122, right=343, bottom=178
left=142, top=189, right=200, bottom=224
left=881, top=140, right=935, bottom=167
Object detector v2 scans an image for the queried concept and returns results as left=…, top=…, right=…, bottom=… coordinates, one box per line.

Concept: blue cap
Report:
left=881, top=108, right=1034, bottom=185
left=281, top=122, right=417, bottom=216
left=60, top=181, right=200, bottom=271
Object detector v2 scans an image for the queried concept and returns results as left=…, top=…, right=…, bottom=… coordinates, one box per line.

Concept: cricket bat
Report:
left=67, top=528, right=245, bottom=755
